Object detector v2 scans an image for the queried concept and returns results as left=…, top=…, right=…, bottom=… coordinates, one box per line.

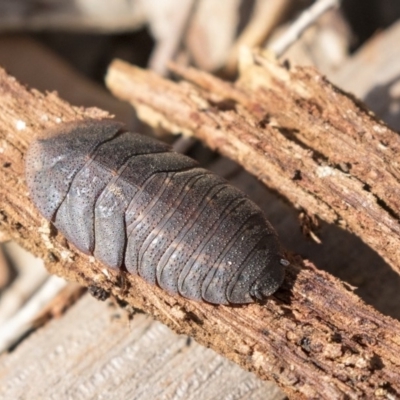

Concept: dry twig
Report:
left=0, top=260, right=48, bottom=326
left=106, top=54, right=400, bottom=277
left=105, top=55, right=400, bottom=397
left=0, top=276, right=68, bottom=353
left=1, top=61, right=400, bottom=398
left=145, top=0, right=197, bottom=75
left=270, top=0, right=341, bottom=57
left=224, top=0, right=291, bottom=75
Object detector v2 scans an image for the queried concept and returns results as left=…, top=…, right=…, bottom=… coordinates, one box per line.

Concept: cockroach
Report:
left=25, top=120, right=286, bottom=304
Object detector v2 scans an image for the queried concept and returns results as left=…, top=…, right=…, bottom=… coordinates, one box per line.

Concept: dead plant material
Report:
left=1, top=65, right=400, bottom=399
left=106, top=52, right=400, bottom=277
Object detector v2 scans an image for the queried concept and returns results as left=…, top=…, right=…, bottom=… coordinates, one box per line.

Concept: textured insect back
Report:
left=25, top=120, right=124, bottom=221
left=25, top=119, right=286, bottom=305
left=96, top=152, right=198, bottom=269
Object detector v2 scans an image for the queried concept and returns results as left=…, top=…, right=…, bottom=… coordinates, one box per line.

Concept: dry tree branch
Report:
left=0, top=276, right=68, bottom=353
left=145, top=0, right=197, bottom=75
left=224, top=0, right=291, bottom=75
left=106, top=53, right=400, bottom=277
left=270, top=0, right=341, bottom=57
left=1, top=62, right=400, bottom=399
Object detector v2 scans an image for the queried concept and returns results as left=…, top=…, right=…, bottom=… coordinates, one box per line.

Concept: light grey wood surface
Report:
left=0, top=294, right=285, bottom=400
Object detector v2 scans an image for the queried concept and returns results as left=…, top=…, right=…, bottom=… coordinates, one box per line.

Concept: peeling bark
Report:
left=1, top=65, right=400, bottom=399
left=106, top=52, right=400, bottom=277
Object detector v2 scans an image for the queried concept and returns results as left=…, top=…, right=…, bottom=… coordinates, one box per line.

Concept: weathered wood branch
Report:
left=1, top=67, right=400, bottom=399
left=106, top=53, right=400, bottom=277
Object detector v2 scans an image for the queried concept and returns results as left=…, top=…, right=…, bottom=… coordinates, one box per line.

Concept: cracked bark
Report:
left=1, top=57, right=400, bottom=399
left=106, top=52, right=400, bottom=277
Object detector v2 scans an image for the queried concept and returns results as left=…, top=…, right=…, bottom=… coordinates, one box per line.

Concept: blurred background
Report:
left=0, top=1, right=400, bottom=399
left=0, top=0, right=399, bottom=129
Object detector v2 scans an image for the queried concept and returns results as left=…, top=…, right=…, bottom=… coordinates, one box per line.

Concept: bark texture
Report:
left=106, top=53, right=400, bottom=276
left=1, top=60, right=400, bottom=399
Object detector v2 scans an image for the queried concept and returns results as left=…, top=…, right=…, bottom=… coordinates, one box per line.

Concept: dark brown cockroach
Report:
left=25, top=119, right=287, bottom=304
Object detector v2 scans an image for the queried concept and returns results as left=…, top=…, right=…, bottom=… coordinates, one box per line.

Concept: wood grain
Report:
left=0, top=294, right=284, bottom=400
left=106, top=53, right=400, bottom=277
left=1, top=62, right=400, bottom=399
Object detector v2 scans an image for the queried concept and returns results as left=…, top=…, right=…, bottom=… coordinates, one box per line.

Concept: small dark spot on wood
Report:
left=186, top=337, right=192, bottom=347
left=301, top=337, right=312, bottom=353
left=47, top=252, right=58, bottom=263
left=337, top=162, right=351, bottom=173
left=331, top=332, right=342, bottom=343
left=378, top=382, right=397, bottom=397
left=342, top=344, right=359, bottom=355
left=276, top=126, right=300, bottom=138
left=115, top=298, right=128, bottom=308
left=352, top=333, right=376, bottom=347
left=293, top=170, right=302, bottom=180
left=258, top=115, right=270, bottom=129
left=209, top=98, right=237, bottom=112
left=370, top=354, right=384, bottom=371
left=185, top=311, right=203, bottom=325
left=282, top=59, right=291, bottom=70
left=376, top=196, right=399, bottom=221
left=88, top=285, right=110, bottom=301
left=114, top=274, right=129, bottom=295
left=49, top=223, right=58, bottom=237
left=3, top=162, right=11, bottom=168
